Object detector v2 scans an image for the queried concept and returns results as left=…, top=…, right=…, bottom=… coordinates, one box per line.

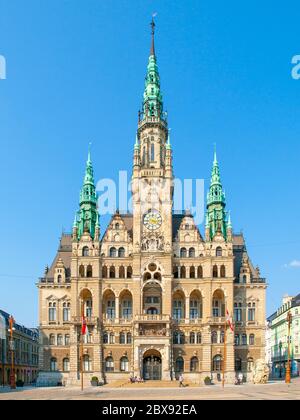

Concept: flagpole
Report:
left=222, top=318, right=227, bottom=388
left=81, top=300, right=84, bottom=392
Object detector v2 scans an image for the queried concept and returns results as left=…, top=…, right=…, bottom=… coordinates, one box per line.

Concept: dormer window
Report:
left=82, top=246, right=89, bottom=257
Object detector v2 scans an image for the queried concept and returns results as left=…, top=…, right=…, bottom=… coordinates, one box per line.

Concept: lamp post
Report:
left=8, top=316, right=16, bottom=389
left=285, top=311, right=292, bottom=384
left=279, top=341, right=282, bottom=378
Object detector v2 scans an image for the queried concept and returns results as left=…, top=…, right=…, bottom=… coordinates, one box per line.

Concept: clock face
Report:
left=143, top=210, right=162, bottom=231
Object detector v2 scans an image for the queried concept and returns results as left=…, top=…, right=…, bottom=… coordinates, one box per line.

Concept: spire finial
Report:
left=150, top=13, right=157, bottom=56
left=213, top=143, right=217, bottom=164
left=88, top=142, right=92, bottom=163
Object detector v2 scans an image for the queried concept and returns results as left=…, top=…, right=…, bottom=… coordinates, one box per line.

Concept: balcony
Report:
left=207, top=316, right=226, bottom=325
left=251, top=278, right=266, bottom=284
left=103, top=317, right=133, bottom=325
left=72, top=316, right=98, bottom=325
left=134, top=314, right=170, bottom=322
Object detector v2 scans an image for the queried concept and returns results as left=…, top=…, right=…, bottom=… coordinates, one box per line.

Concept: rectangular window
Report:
left=248, top=308, right=255, bottom=322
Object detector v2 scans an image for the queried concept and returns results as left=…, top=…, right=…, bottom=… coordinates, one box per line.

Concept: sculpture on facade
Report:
left=252, top=359, right=270, bottom=384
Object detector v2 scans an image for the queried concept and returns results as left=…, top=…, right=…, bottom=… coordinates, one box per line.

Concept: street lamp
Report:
left=8, top=316, right=16, bottom=389
left=279, top=341, right=282, bottom=378
left=285, top=311, right=292, bottom=384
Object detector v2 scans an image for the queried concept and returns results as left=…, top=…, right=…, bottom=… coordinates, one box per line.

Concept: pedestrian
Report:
left=238, top=372, right=243, bottom=385
left=179, top=373, right=184, bottom=387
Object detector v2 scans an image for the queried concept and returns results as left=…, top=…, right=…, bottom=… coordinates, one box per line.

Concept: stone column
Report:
left=185, top=297, right=190, bottom=323
left=115, top=296, right=119, bottom=321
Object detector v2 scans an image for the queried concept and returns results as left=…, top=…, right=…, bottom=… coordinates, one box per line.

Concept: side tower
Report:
left=68, top=149, right=103, bottom=385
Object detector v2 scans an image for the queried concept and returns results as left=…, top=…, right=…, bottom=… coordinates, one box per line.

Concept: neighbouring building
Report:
left=267, top=294, right=300, bottom=378
left=0, top=310, right=39, bottom=385
left=37, top=21, right=267, bottom=386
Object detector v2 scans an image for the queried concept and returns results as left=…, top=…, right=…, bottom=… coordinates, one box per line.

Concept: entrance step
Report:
left=106, top=380, right=198, bottom=388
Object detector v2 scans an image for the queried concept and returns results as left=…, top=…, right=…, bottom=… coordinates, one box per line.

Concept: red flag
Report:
left=81, top=315, right=87, bottom=336
left=226, top=309, right=234, bottom=332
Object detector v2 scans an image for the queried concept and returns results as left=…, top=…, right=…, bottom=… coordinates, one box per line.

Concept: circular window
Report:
left=148, top=263, right=157, bottom=272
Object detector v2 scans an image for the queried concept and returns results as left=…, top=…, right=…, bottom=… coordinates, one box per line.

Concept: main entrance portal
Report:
left=143, top=350, right=162, bottom=380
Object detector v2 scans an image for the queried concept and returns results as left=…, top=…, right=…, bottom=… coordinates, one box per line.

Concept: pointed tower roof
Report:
left=141, top=16, right=164, bottom=121
left=206, top=148, right=227, bottom=241
left=74, top=145, right=98, bottom=240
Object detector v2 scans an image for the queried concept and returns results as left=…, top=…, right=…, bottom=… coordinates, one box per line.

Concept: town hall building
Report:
left=37, top=22, right=267, bottom=386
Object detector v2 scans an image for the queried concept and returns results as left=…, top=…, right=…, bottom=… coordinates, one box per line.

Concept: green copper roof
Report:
left=206, top=149, right=228, bottom=240
left=74, top=147, right=98, bottom=240
left=141, top=18, right=165, bottom=121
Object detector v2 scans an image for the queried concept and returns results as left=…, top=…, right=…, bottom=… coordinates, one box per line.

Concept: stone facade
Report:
left=37, top=22, right=267, bottom=386
left=0, top=310, right=39, bottom=385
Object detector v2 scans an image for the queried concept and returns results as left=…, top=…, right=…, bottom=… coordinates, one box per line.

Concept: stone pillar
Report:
left=185, top=297, right=190, bottom=322
left=115, top=296, right=119, bottom=320
left=201, top=325, right=212, bottom=381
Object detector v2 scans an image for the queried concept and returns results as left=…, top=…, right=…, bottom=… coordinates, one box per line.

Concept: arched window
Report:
left=189, top=248, right=195, bottom=258
left=213, top=265, right=218, bottom=278
left=118, top=247, right=125, bottom=258
left=63, top=358, right=70, bottom=372
left=180, top=248, right=187, bottom=258
left=110, top=247, right=117, bottom=258
left=87, top=265, right=93, bottom=278
left=49, top=303, right=56, bottom=322
left=173, top=299, right=184, bottom=320
left=235, top=358, right=242, bottom=372
left=190, top=266, right=195, bottom=278
left=50, top=358, right=58, bottom=372
left=211, top=331, right=218, bottom=344
left=216, top=247, right=222, bottom=257
left=102, top=266, right=108, bottom=278
left=83, top=355, right=91, bottom=372
left=106, top=300, right=115, bottom=320
left=63, top=302, right=70, bottom=322
left=79, top=265, right=85, bottom=277
left=220, top=330, right=225, bottom=344
left=49, top=334, right=55, bottom=345
left=197, top=266, right=203, bottom=278
left=175, top=357, right=184, bottom=373
left=109, top=332, right=115, bottom=344
left=190, top=332, right=195, bottom=344
left=212, top=355, right=222, bottom=372
left=173, top=331, right=184, bottom=345
left=82, top=246, right=89, bottom=257
left=109, top=266, right=116, bottom=278
left=242, top=334, right=247, bottom=346
left=196, top=332, right=202, bottom=344
left=190, top=357, right=199, bottom=372
left=249, top=334, right=255, bottom=346
left=120, top=357, right=129, bottom=372
left=150, top=143, right=155, bottom=161
left=220, top=265, right=226, bottom=278
left=247, top=358, right=254, bottom=372
left=119, top=266, right=125, bottom=278
left=127, top=266, right=132, bottom=279
left=173, top=266, right=179, bottom=278
left=119, top=332, right=126, bottom=344
left=235, top=334, right=240, bottom=346
left=180, top=266, right=186, bottom=278
left=57, top=334, right=63, bottom=346
left=105, top=357, right=114, bottom=372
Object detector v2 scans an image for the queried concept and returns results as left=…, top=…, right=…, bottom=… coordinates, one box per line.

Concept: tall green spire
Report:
left=141, top=17, right=165, bottom=121
left=206, top=149, right=228, bottom=240
left=74, top=146, right=98, bottom=240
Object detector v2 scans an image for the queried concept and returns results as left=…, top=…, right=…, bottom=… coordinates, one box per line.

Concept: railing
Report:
left=103, top=317, right=133, bottom=324
left=72, top=316, right=98, bottom=324
left=135, top=314, right=170, bottom=322
left=207, top=316, right=226, bottom=324
left=251, top=278, right=266, bottom=284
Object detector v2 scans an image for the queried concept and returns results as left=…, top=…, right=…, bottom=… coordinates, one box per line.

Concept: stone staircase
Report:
left=106, top=380, right=198, bottom=388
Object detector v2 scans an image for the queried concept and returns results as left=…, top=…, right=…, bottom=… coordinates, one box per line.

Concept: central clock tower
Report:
left=131, top=18, right=173, bottom=256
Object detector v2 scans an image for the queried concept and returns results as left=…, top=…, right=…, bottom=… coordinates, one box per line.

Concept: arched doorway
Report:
left=143, top=349, right=162, bottom=381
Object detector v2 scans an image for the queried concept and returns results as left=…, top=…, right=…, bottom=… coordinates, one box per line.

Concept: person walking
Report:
left=179, top=373, right=184, bottom=387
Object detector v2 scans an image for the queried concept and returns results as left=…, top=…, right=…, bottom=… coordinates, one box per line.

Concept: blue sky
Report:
left=0, top=0, right=300, bottom=326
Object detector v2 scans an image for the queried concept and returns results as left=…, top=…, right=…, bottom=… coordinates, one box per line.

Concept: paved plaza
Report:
left=0, top=378, right=299, bottom=400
